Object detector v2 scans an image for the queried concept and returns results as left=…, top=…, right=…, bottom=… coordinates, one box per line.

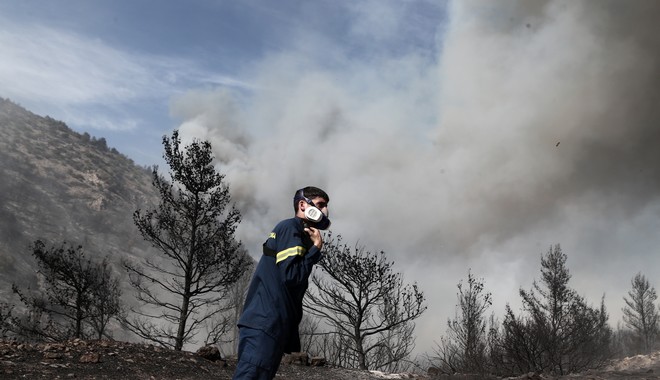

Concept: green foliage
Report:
left=124, top=130, right=251, bottom=351
left=305, top=235, right=426, bottom=371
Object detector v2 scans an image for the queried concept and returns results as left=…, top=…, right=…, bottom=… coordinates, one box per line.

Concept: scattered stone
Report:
left=196, top=345, right=222, bottom=361
left=78, top=352, right=101, bottom=363
left=427, top=366, right=441, bottom=376
left=510, top=372, right=543, bottom=380
left=310, top=356, right=326, bottom=367
left=44, top=352, right=64, bottom=359
left=283, top=351, right=309, bottom=366
left=44, top=343, right=66, bottom=351
left=7, top=337, right=660, bottom=380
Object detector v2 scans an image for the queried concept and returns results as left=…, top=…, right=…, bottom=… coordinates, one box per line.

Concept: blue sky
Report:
left=0, top=0, right=446, bottom=166
left=2, top=0, right=660, bottom=360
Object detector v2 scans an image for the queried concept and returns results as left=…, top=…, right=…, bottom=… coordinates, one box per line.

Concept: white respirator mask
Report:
left=294, top=188, right=331, bottom=230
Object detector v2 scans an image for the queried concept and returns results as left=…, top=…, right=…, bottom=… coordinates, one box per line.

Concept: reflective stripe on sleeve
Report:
left=276, top=246, right=307, bottom=263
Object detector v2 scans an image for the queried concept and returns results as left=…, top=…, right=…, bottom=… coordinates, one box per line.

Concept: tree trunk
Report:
left=76, top=295, right=83, bottom=339
left=175, top=293, right=190, bottom=351
left=356, top=332, right=367, bottom=370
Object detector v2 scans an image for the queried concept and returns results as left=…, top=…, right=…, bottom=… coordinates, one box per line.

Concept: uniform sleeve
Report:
left=265, top=221, right=322, bottom=286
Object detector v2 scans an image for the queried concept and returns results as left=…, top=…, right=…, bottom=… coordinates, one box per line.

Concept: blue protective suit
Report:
left=233, top=217, right=322, bottom=379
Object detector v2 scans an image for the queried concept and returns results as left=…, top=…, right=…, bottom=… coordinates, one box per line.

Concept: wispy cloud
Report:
left=0, top=17, right=249, bottom=132
left=1, top=24, right=150, bottom=103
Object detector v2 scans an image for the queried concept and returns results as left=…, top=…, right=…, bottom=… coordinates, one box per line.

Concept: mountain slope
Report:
left=0, top=98, right=158, bottom=301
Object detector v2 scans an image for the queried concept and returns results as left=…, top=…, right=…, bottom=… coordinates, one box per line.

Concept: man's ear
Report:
left=298, top=199, right=306, bottom=211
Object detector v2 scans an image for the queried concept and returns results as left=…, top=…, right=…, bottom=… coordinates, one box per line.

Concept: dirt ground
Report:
left=0, top=339, right=413, bottom=380
left=2, top=339, right=660, bottom=380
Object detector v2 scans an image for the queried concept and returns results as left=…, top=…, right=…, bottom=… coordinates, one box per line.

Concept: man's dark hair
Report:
left=293, top=186, right=329, bottom=212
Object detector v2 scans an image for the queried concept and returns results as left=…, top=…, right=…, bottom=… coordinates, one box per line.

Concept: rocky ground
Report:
left=0, top=339, right=417, bottom=380
left=2, top=339, right=660, bottom=379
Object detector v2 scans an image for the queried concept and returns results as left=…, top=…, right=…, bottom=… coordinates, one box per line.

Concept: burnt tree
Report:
left=124, top=130, right=250, bottom=351
left=435, top=270, right=492, bottom=374
left=622, top=272, right=659, bottom=353
left=305, top=236, right=426, bottom=371
left=11, top=240, right=121, bottom=341
left=501, top=244, right=611, bottom=375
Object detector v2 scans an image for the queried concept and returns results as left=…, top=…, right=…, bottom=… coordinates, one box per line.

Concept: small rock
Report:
left=43, top=352, right=63, bottom=359
left=519, top=372, right=542, bottom=380
left=283, top=352, right=308, bottom=366
left=44, top=343, right=65, bottom=351
left=79, top=352, right=101, bottom=363
left=196, top=345, right=222, bottom=361
left=310, top=356, right=326, bottom=367
left=427, top=366, right=441, bottom=376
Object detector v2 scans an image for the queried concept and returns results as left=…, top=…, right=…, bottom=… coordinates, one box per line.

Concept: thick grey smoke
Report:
left=175, top=0, right=660, bottom=354
left=435, top=0, right=660, bottom=252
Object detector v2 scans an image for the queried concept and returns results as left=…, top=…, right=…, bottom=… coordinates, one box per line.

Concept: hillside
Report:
left=0, top=98, right=158, bottom=308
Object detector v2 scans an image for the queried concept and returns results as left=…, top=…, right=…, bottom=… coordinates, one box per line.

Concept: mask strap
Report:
left=294, top=189, right=317, bottom=208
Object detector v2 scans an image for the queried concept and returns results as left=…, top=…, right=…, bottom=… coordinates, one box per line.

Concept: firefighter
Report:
left=233, top=186, right=330, bottom=380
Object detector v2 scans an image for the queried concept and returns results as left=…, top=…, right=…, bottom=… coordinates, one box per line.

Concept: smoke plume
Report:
left=175, top=0, right=660, bottom=353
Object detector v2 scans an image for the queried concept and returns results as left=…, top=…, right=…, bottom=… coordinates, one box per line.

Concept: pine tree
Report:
left=501, top=244, right=611, bottom=375
left=123, top=130, right=251, bottom=351
left=435, top=270, right=492, bottom=374
left=622, top=272, right=659, bottom=353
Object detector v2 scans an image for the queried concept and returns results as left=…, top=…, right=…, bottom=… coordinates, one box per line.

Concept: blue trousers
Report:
left=232, top=327, right=283, bottom=380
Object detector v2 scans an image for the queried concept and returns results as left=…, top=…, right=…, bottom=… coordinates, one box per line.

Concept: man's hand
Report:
left=304, top=226, right=323, bottom=250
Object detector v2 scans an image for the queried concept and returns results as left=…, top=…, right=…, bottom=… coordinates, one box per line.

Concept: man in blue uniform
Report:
left=233, top=186, right=330, bottom=380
